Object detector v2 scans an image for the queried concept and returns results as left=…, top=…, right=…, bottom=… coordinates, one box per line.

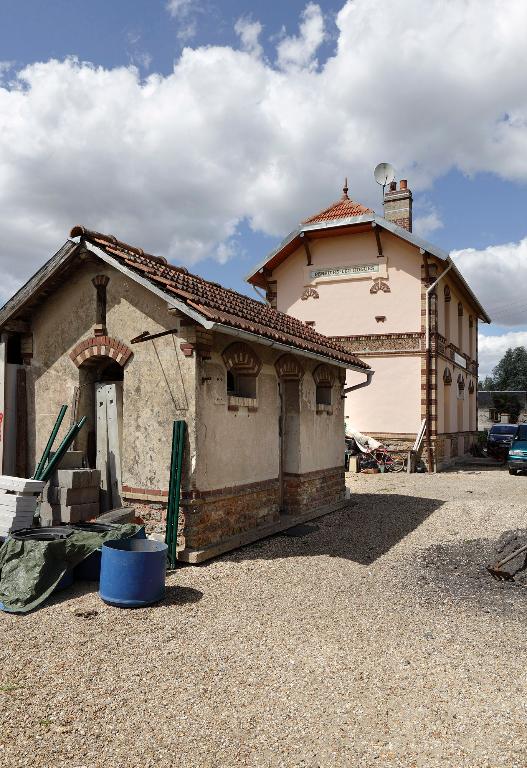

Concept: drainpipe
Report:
left=343, top=370, right=374, bottom=393
left=424, top=259, right=453, bottom=471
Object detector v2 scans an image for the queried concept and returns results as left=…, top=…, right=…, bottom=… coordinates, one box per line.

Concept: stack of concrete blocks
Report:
left=40, top=451, right=100, bottom=525
left=0, top=476, right=45, bottom=537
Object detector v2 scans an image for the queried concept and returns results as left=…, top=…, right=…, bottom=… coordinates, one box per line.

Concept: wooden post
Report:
left=106, top=382, right=122, bottom=509
left=15, top=368, right=27, bottom=478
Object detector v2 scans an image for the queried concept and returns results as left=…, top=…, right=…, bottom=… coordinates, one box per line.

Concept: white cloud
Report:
left=166, top=0, right=193, bottom=18
left=235, top=16, right=263, bottom=58
left=478, top=331, right=527, bottom=378
left=452, top=238, right=527, bottom=326
left=276, top=3, right=325, bottom=71
left=166, top=0, right=198, bottom=41
left=413, top=209, right=443, bottom=238
left=2, top=1, right=527, bottom=303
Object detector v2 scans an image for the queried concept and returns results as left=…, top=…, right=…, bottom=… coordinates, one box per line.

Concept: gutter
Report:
left=343, top=370, right=374, bottom=393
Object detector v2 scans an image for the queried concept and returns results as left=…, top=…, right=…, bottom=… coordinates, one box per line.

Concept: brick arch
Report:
left=69, top=336, right=132, bottom=369
left=274, top=354, right=304, bottom=380
left=313, top=364, right=335, bottom=386
left=222, top=342, right=262, bottom=376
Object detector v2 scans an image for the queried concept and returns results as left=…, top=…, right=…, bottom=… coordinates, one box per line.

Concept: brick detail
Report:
left=182, top=478, right=281, bottom=549
left=282, top=466, right=344, bottom=516
left=69, top=336, right=132, bottom=368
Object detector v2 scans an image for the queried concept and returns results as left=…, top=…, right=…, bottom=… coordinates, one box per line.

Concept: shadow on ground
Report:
left=221, top=492, right=444, bottom=566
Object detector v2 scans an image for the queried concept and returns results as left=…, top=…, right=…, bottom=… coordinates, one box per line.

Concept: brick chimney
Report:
left=383, top=179, right=413, bottom=232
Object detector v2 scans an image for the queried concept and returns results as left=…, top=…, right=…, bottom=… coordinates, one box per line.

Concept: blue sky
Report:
left=1, top=0, right=527, bottom=375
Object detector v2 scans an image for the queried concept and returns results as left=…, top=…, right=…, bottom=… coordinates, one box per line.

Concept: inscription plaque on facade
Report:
left=309, top=264, right=379, bottom=280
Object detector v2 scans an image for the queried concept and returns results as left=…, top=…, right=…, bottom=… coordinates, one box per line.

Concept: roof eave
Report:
left=0, top=240, right=79, bottom=330
left=209, top=322, right=371, bottom=372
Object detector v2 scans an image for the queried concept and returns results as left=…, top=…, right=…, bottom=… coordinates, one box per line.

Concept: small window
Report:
left=457, top=375, right=465, bottom=400
left=227, top=372, right=257, bottom=399
left=222, top=341, right=261, bottom=408
left=313, top=364, right=335, bottom=412
left=316, top=384, right=332, bottom=406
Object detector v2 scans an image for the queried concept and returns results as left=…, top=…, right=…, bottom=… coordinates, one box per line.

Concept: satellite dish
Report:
left=374, top=162, right=395, bottom=186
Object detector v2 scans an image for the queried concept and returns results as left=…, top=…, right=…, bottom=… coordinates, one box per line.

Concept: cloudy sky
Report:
left=1, top=0, right=527, bottom=376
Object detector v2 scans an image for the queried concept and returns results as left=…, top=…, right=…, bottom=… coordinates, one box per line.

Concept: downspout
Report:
left=425, top=259, right=454, bottom=471
left=343, top=370, right=374, bottom=393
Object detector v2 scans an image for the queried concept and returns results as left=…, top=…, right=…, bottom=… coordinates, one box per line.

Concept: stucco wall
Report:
left=28, top=259, right=196, bottom=491
left=195, top=332, right=345, bottom=491
left=345, top=356, right=422, bottom=436
left=273, top=231, right=422, bottom=336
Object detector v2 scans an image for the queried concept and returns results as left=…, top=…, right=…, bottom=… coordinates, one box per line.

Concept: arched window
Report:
left=444, top=285, right=451, bottom=341
left=313, top=364, right=335, bottom=409
left=457, top=374, right=465, bottom=400
left=222, top=342, right=261, bottom=400
left=457, top=302, right=463, bottom=351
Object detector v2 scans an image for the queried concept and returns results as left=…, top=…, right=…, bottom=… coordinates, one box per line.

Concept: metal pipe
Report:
left=39, top=417, right=87, bottom=483
left=423, top=259, right=453, bottom=472
left=172, top=421, right=185, bottom=568
left=165, top=421, right=179, bottom=568
left=33, top=405, right=68, bottom=479
left=251, top=285, right=270, bottom=306
left=343, top=370, right=374, bottom=394
left=425, top=259, right=453, bottom=350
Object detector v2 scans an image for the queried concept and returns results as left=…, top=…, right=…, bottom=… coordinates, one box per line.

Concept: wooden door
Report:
left=96, top=382, right=123, bottom=512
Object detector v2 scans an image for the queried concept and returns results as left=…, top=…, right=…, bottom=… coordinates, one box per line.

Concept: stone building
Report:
left=0, top=227, right=370, bottom=561
left=246, top=180, right=491, bottom=470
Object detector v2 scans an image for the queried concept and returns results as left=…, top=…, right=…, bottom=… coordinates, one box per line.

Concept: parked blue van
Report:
left=508, top=424, right=527, bottom=475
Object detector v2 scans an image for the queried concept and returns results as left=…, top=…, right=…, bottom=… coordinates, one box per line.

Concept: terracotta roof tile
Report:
left=71, top=226, right=369, bottom=370
left=303, top=188, right=373, bottom=225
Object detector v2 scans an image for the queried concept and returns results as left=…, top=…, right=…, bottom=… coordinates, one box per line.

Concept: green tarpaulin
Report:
left=0, top=524, right=143, bottom=614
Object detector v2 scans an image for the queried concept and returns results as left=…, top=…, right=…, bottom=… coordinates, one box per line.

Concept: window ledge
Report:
left=228, top=395, right=258, bottom=409
left=316, top=404, right=333, bottom=414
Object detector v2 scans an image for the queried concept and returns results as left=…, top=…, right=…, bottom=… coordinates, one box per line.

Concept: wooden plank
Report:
left=68, top=385, right=80, bottom=450
left=0, top=340, right=5, bottom=474
left=96, top=382, right=110, bottom=512
left=15, top=368, right=27, bottom=478
left=106, top=382, right=123, bottom=509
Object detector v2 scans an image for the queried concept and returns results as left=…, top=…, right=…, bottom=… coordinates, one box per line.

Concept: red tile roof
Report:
left=303, top=193, right=373, bottom=225
left=70, top=226, right=369, bottom=370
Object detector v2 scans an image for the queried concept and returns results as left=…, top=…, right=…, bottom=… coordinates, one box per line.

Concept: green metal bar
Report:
left=165, top=420, right=185, bottom=569
left=171, top=421, right=185, bottom=569
left=33, top=405, right=68, bottom=479
left=165, top=421, right=179, bottom=568
left=39, top=417, right=87, bottom=483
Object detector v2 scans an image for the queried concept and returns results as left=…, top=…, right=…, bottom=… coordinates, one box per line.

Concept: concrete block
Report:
left=51, top=469, right=101, bottom=489
left=46, top=486, right=99, bottom=506
left=50, top=451, right=85, bottom=470
left=39, top=500, right=99, bottom=525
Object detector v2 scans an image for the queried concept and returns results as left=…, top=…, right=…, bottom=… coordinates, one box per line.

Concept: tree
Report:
left=481, top=346, right=527, bottom=391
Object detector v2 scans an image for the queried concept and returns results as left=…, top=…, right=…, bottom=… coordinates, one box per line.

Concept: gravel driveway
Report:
left=2, top=466, right=527, bottom=768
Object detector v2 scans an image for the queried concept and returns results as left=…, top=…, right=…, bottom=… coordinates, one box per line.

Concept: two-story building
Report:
left=247, top=180, right=491, bottom=470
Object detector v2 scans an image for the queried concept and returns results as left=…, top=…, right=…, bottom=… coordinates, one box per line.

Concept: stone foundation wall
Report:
left=282, top=466, right=344, bottom=515
left=433, top=431, right=479, bottom=470
left=181, top=478, right=281, bottom=550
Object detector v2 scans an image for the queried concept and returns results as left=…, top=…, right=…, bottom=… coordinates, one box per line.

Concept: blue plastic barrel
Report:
left=99, top=539, right=167, bottom=607
left=74, top=526, right=146, bottom=582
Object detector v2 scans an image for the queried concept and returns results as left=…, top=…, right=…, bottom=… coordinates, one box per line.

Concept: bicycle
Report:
left=360, top=447, right=407, bottom=473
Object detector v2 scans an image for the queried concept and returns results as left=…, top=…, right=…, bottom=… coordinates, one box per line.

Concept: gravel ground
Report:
left=2, top=466, right=527, bottom=767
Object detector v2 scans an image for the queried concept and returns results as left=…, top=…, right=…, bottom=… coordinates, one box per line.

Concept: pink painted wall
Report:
left=273, top=231, right=422, bottom=337
left=345, top=356, right=422, bottom=435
